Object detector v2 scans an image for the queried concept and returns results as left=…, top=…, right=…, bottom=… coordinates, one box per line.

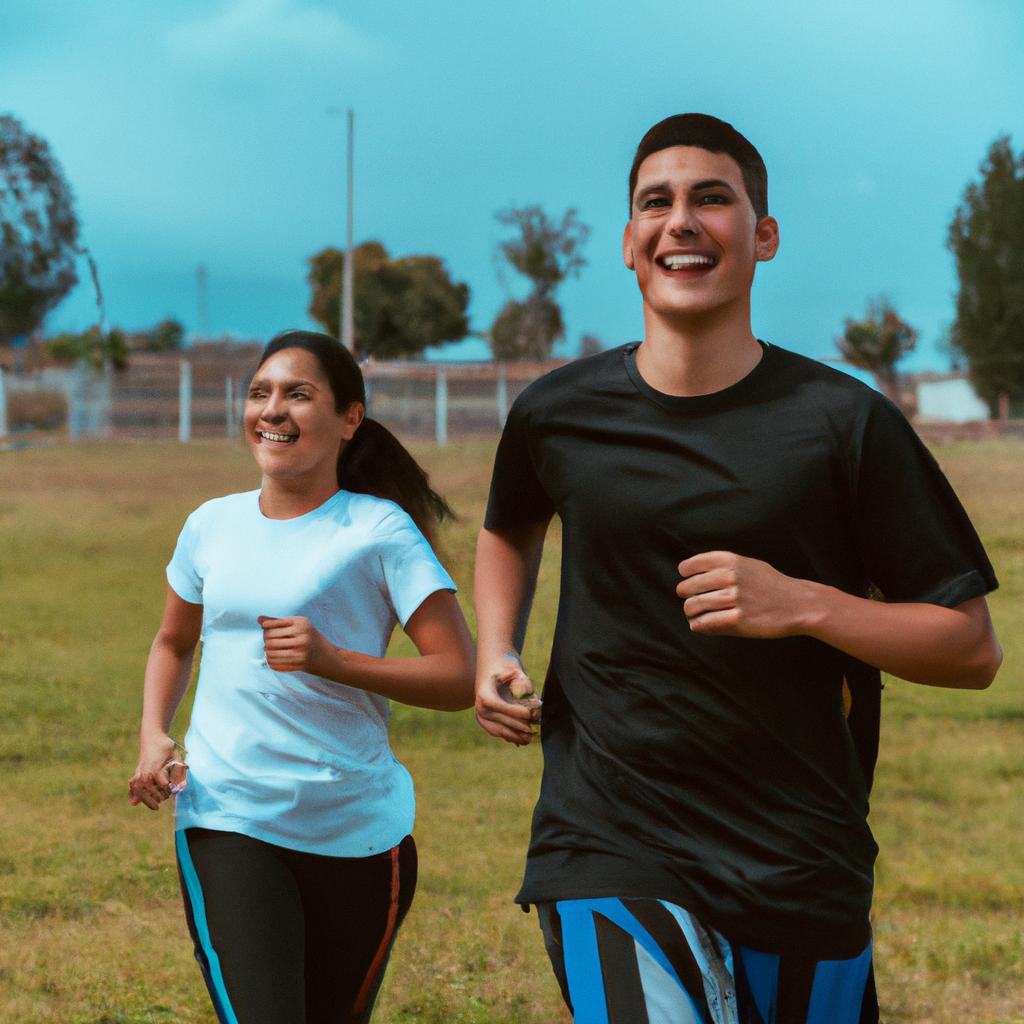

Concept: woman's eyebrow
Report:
left=249, top=377, right=320, bottom=389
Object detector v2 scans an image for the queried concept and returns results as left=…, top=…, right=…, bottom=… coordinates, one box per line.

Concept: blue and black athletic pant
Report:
left=537, top=897, right=878, bottom=1024
left=175, top=827, right=417, bottom=1024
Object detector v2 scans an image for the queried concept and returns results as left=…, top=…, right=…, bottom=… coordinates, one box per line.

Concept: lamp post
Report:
left=328, top=106, right=355, bottom=353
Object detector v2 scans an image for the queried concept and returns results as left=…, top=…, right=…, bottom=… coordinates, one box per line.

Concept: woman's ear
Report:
left=341, top=401, right=365, bottom=441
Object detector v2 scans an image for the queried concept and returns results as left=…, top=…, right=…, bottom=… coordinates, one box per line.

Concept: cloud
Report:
left=165, top=0, right=376, bottom=65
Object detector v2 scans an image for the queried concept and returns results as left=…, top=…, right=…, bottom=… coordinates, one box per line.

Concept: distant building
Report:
left=913, top=373, right=989, bottom=424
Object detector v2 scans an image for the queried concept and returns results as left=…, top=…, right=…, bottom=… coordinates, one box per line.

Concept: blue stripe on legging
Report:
left=556, top=901, right=610, bottom=1023
left=806, top=943, right=873, bottom=1024
left=558, top=897, right=695, bottom=1017
left=738, top=946, right=780, bottom=1023
left=175, top=830, right=240, bottom=1024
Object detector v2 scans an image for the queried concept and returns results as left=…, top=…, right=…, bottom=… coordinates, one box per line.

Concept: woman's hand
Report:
left=259, top=615, right=333, bottom=674
left=129, top=733, right=179, bottom=810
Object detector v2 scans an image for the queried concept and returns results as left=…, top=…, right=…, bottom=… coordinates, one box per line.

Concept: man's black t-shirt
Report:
left=484, top=342, right=997, bottom=958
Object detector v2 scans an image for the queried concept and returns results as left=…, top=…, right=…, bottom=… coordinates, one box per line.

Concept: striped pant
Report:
left=537, top=897, right=877, bottom=1024
left=175, top=828, right=416, bottom=1024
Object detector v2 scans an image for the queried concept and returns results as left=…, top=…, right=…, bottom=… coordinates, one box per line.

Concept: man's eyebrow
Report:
left=634, top=182, right=671, bottom=206
left=690, top=178, right=738, bottom=194
left=634, top=178, right=738, bottom=206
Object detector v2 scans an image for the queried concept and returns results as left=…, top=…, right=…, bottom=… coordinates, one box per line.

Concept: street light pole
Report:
left=341, top=108, right=354, bottom=353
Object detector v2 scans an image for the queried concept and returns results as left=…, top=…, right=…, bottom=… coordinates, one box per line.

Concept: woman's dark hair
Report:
left=255, top=330, right=454, bottom=543
left=628, top=113, right=768, bottom=220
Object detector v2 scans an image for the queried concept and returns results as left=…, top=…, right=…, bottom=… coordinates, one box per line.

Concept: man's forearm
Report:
left=800, top=586, right=1001, bottom=689
left=474, top=522, right=548, bottom=656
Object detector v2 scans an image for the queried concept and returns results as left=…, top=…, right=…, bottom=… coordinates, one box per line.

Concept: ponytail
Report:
left=338, top=417, right=454, bottom=546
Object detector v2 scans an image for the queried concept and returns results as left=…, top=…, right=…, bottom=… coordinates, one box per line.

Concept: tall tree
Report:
left=307, top=241, right=469, bottom=360
left=490, top=205, right=589, bottom=360
left=0, top=114, right=81, bottom=345
left=837, top=297, right=917, bottom=407
left=947, top=135, right=1024, bottom=415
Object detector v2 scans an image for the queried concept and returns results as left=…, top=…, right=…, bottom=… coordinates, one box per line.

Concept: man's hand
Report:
left=475, top=650, right=542, bottom=746
left=259, top=615, right=333, bottom=674
left=676, top=551, right=815, bottom=638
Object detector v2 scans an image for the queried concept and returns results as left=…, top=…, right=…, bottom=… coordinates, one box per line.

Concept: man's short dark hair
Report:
left=628, top=113, right=768, bottom=220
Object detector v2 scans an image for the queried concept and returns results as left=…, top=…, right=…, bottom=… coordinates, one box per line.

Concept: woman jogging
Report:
left=128, top=330, right=475, bottom=1024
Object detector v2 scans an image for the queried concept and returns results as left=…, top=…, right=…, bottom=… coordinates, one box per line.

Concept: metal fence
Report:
left=0, top=348, right=565, bottom=446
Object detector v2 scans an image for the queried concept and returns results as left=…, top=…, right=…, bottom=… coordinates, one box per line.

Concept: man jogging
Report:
left=474, top=113, right=1001, bottom=1023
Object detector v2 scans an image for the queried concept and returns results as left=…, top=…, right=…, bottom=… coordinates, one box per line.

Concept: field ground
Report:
left=0, top=438, right=1021, bottom=1023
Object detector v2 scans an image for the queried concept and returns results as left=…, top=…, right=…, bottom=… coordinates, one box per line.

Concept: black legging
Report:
left=176, top=828, right=417, bottom=1024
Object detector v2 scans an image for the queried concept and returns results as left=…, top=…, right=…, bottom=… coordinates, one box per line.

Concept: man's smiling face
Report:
left=623, top=145, right=778, bottom=326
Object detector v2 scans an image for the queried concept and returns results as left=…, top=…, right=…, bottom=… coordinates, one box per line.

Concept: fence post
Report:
left=0, top=367, right=7, bottom=440
left=496, top=364, right=508, bottom=427
left=179, top=359, right=192, bottom=443
left=234, top=378, right=245, bottom=432
left=68, top=361, right=85, bottom=439
left=435, top=366, right=447, bottom=447
left=225, top=376, right=236, bottom=437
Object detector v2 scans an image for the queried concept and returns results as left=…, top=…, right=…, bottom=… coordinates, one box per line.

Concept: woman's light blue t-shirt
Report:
left=166, top=488, right=456, bottom=857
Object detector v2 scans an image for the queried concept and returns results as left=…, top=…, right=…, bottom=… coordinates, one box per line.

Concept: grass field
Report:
left=0, top=437, right=1021, bottom=1024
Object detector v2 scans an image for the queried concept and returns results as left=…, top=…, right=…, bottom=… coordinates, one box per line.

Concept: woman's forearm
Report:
left=312, top=645, right=475, bottom=711
left=139, top=632, right=197, bottom=738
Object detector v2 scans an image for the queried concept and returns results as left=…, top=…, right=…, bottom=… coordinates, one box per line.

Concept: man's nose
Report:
left=666, top=199, right=699, bottom=237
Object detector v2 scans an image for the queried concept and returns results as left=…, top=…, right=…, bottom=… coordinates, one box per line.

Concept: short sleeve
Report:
left=166, top=509, right=204, bottom=604
left=850, top=395, right=997, bottom=606
left=376, top=509, right=457, bottom=627
left=484, top=393, right=556, bottom=529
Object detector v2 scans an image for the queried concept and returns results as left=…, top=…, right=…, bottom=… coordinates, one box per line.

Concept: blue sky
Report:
left=3, top=0, right=1021, bottom=367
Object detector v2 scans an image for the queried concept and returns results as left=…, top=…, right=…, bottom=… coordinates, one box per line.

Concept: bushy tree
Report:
left=490, top=295, right=563, bottom=362
left=490, top=206, right=589, bottom=360
left=0, top=114, right=81, bottom=344
left=45, top=326, right=128, bottom=370
left=947, top=135, right=1024, bottom=414
left=837, top=297, right=916, bottom=406
left=307, top=241, right=469, bottom=360
left=145, top=317, right=185, bottom=352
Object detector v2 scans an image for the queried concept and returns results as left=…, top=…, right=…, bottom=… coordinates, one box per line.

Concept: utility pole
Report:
left=341, top=108, right=354, bottom=353
left=195, top=263, right=209, bottom=346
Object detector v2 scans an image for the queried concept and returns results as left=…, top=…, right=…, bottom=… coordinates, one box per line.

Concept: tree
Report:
left=837, top=297, right=917, bottom=407
left=307, top=241, right=469, bottom=360
left=490, top=205, right=589, bottom=360
left=490, top=295, right=563, bottom=362
left=140, top=317, right=185, bottom=352
left=947, top=135, right=1024, bottom=415
left=45, top=326, right=128, bottom=370
left=0, top=114, right=81, bottom=345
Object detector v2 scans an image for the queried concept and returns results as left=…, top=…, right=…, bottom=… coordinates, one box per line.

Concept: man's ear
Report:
left=755, top=216, right=780, bottom=263
left=622, top=222, right=635, bottom=270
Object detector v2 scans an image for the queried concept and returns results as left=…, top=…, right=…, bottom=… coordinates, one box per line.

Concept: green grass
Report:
left=0, top=438, right=1021, bottom=1023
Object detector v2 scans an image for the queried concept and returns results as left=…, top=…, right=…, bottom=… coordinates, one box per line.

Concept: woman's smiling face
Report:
left=244, top=346, right=363, bottom=488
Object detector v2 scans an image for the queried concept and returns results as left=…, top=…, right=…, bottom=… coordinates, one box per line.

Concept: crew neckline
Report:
left=254, top=487, right=346, bottom=523
left=623, top=339, right=775, bottom=413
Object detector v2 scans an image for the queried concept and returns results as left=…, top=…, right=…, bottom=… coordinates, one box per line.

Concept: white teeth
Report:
left=259, top=430, right=297, bottom=442
left=662, top=254, right=715, bottom=269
